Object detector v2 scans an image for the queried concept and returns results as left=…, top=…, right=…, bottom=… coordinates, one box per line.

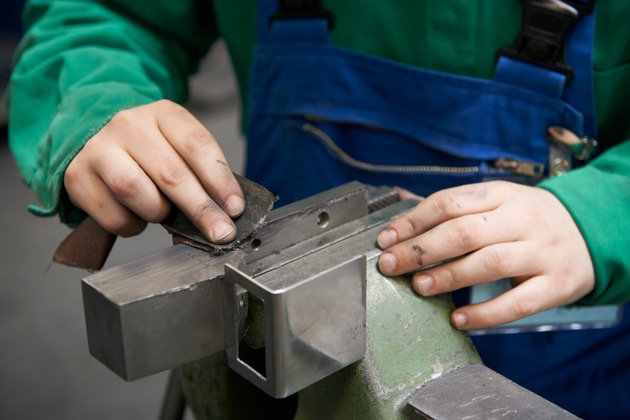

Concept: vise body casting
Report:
left=82, top=182, right=405, bottom=397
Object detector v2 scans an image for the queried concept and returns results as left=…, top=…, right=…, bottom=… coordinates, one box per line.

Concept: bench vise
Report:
left=83, top=182, right=403, bottom=396
left=81, top=181, right=577, bottom=418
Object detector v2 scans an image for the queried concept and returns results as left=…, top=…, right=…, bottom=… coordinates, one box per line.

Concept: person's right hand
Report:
left=64, top=100, right=245, bottom=244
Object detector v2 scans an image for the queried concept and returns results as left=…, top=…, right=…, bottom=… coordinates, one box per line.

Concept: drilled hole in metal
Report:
left=317, top=211, right=330, bottom=228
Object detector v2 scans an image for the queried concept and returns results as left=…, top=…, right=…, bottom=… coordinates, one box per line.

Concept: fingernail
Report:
left=378, top=252, right=398, bottom=274
left=377, top=229, right=398, bottom=249
left=413, top=274, right=434, bottom=295
left=453, top=313, right=469, bottom=330
left=225, top=195, right=245, bottom=217
left=211, top=220, right=236, bottom=243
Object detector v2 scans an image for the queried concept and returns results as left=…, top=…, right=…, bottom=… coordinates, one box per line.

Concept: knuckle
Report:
left=488, top=180, right=510, bottom=191
left=550, top=275, right=574, bottom=301
left=475, top=306, right=495, bottom=327
left=509, top=294, right=537, bottom=318
left=144, top=201, right=172, bottom=224
left=156, top=158, right=190, bottom=189
left=110, top=108, right=137, bottom=127
left=155, top=98, right=176, bottom=108
left=101, top=215, right=126, bottom=235
left=430, top=190, right=462, bottom=218
left=64, top=160, right=83, bottom=185
left=100, top=212, right=145, bottom=237
left=182, top=130, right=215, bottom=154
left=111, top=100, right=180, bottom=126
left=447, top=219, right=479, bottom=249
left=437, top=268, right=458, bottom=291
left=397, top=216, right=418, bottom=238
left=160, top=99, right=190, bottom=117
left=481, top=247, right=512, bottom=277
left=109, top=170, right=145, bottom=201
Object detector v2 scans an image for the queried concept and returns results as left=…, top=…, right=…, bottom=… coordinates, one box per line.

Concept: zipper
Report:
left=302, top=123, right=481, bottom=174
left=303, top=122, right=545, bottom=177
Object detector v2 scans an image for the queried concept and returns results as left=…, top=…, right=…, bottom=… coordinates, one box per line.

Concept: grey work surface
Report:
left=0, top=41, right=244, bottom=420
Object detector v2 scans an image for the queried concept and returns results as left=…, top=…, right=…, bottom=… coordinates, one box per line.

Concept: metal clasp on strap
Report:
left=496, top=0, right=580, bottom=85
left=563, top=0, right=595, bottom=16
left=269, top=0, right=335, bottom=29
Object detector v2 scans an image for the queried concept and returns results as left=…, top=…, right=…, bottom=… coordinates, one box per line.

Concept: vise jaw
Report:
left=81, top=182, right=409, bottom=398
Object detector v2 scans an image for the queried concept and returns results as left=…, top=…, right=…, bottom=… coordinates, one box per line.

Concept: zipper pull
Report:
left=494, top=158, right=544, bottom=177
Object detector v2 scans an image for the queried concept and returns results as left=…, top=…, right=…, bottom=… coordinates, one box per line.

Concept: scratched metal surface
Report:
left=407, top=364, right=579, bottom=419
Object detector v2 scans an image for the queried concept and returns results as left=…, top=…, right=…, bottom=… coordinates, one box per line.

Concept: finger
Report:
left=394, top=186, right=424, bottom=201
left=378, top=209, right=518, bottom=276
left=450, top=274, right=576, bottom=330
left=64, top=162, right=147, bottom=237
left=410, top=241, right=541, bottom=296
left=378, top=182, right=506, bottom=248
left=124, top=125, right=237, bottom=244
left=93, top=147, right=172, bottom=223
left=547, top=126, right=581, bottom=145
left=157, top=105, right=245, bottom=217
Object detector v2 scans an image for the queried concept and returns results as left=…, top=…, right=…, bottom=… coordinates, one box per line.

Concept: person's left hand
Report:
left=377, top=181, right=595, bottom=330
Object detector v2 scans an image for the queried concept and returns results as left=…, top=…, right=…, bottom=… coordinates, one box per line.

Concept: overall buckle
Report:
left=269, top=0, right=335, bottom=30
left=563, top=0, right=595, bottom=16
left=496, top=0, right=579, bottom=85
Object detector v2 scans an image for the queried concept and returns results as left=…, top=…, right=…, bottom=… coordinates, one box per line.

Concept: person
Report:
left=7, top=0, right=630, bottom=418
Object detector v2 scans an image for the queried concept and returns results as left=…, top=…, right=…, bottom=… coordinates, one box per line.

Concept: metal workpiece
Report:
left=242, top=180, right=369, bottom=271
left=82, top=245, right=245, bottom=380
left=224, top=256, right=367, bottom=398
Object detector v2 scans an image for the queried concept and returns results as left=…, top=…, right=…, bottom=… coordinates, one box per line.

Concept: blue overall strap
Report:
left=258, top=0, right=332, bottom=45
left=495, top=58, right=567, bottom=99
left=564, top=10, right=597, bottom=137
left=495, top=1, right=598, bottom=138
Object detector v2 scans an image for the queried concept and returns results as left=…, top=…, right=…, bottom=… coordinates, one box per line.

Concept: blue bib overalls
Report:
left=244, top=1, right=630, bottom=417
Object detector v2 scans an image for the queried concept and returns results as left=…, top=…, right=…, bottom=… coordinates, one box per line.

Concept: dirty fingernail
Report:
left=413, top=274, right=434, bottom=295
left=378, top=229, right=398, bottom=249
left=378, top=252, right=398, bottom=274
left=211, top=220, right=236, bottom=243
left=453, top=313, right=469, bottom=330
left=225, top=195, right=245, bottom=217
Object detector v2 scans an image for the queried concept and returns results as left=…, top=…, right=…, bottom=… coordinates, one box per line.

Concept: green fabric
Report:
left=9, top=0, right=217, bottom=225
left=8, top=0, right=630, bottom=303
left=539, top=143, right=630, bottom=305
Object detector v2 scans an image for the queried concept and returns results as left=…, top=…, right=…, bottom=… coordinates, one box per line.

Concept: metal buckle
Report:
left=269, top=0, right=335, bottom=30
left=563, top=0, right=595, bottom=16
left=496, top=0, right=579, bottom=85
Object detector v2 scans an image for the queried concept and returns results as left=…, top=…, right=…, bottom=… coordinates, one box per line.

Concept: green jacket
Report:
left=8, top=0, right=630, bottom=304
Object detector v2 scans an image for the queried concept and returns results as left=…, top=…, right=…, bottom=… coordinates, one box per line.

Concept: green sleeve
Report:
left=539, top=141, right=630, bottom=305
left=8, top=0, right=217, bottom=226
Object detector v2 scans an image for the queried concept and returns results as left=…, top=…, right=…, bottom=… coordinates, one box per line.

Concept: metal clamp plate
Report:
left=224, top=256, right=367, bottom=398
